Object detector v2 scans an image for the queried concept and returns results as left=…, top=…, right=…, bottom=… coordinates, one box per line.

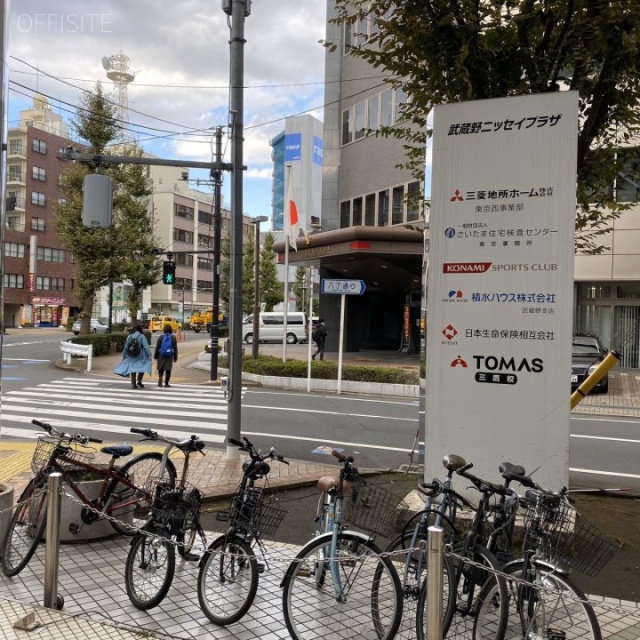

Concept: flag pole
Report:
left=283, top=240, right=289, bottom=362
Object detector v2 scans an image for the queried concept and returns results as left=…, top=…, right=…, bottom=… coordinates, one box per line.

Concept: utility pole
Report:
left=226, top=0, right=250, bottom=461
left=210, top=126, right=223, bottom=381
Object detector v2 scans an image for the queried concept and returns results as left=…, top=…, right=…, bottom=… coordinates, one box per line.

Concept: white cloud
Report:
left=8, top=0, right=327, bottom=217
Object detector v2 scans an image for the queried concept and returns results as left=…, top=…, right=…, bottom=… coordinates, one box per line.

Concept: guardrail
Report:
left=60, top=341, right=93, bottom=372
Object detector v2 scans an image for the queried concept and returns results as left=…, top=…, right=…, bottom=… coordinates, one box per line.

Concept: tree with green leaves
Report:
left=332, top=0, right=640, bottom=251
left=292, top=266, right=308, bottom=312
left=56, top=83, right=161, bottom=333
left=260, top=232, right=283, bottom=312
left=243, top=238, right=256, bottom=316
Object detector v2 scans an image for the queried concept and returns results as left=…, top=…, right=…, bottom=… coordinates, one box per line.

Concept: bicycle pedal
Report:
left=257, top=563, right=265, bottom=574
left=216, top=510, right=231, bottom=522
left=183, top=552, right=200, bottom=562
left=68, top=523, right=80, bottom=535
left=547, top=630, right=566, bottom=640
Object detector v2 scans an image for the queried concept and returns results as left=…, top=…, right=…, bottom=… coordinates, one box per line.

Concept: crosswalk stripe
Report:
left=0, top=417, right=225, bottom=444
left=1, top=377, right=237, bottom=443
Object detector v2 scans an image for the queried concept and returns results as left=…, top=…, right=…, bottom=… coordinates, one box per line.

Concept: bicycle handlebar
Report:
left=227, top=436, right=289, bottom=465
left=129, top=428, right=206, bottom=454
left=456, top=464, right=514, bottom=498
left=31, top=419, right=102, bottom=445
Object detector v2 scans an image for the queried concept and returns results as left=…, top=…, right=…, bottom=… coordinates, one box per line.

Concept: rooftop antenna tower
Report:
left=101, top=51, right=135, bottom=145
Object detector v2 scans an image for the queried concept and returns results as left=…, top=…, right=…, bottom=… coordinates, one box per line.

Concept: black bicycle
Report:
left=124, top=428, right=206, bottom=610
left=197, top=436, right=288, bottom=625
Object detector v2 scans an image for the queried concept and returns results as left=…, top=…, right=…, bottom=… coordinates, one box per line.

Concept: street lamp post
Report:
left=251, top=216, right=268, bottom=359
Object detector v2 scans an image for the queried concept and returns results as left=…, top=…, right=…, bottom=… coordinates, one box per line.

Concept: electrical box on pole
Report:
left=82, top=174, right=113, bottom=228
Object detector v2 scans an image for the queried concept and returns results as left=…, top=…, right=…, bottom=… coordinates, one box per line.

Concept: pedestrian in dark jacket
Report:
left=115, top=322, right=152, bottom=388
left=154, top=324, right=178, bottom=387
left=311, top=319, right=327, bottom=361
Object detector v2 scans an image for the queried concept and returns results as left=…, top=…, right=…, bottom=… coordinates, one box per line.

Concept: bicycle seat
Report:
left=101, top=444, right=133, bottom=459
left=499, top=462, right=526, bottom=478
left=317, top=476, right=351, bottom=493
left=442, top=454, right=467, bottom=472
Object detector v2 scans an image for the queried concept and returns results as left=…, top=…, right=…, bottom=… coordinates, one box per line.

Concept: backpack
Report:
left=312, top=326, right=322, bottom=342
left=126, top=336, right=141, bottom=358
left=160, top=333, right=174, bottom=357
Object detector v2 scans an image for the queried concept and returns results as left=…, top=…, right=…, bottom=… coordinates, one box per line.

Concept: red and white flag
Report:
left=284, top=177, right=299, bottom=252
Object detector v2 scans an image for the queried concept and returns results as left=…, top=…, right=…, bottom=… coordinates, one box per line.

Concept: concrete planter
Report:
left=59, top=471, right=131, bottom=543
left=0, top=483, right=15, bottom=558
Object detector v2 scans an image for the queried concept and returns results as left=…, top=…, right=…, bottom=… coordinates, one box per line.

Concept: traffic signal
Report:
left=162, top=261, right=176, bottom=285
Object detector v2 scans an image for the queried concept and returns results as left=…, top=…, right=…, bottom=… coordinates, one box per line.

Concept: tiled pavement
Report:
left=1, top=336, right=639, bottom=638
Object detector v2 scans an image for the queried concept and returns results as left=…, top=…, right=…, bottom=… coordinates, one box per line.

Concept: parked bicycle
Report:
left=281, top=449, right=404, bottom=640
left=2, top=419, right=175, bottom=577
left=196, top=436, right=288, bottom=625
left=475, top=471, right=618, bottom=640
left=124, top=428, right=206, bottom=610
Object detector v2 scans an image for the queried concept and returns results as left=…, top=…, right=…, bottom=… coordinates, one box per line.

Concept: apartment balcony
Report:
left=8, top=142, right=26, bottom=158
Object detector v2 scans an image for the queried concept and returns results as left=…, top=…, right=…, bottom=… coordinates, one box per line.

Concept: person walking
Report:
left=115, top=322, right=152, bottom=389
left=154, top=323, right=178, bottom=387
left=311, top=319, right=327, bottom=361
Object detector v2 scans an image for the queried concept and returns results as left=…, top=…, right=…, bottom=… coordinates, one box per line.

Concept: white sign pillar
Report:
left=425, top=92, right=578, bottom=492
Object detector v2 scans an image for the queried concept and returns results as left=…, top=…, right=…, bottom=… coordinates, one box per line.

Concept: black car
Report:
left=571, top=334, right=609, bottom=393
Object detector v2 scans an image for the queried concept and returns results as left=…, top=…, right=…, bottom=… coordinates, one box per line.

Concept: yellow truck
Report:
left=189, top=310, right=227, bottom=332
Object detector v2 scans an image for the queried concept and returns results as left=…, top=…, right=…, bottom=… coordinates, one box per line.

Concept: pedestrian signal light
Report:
left=162, top=261, right=176, bottom=285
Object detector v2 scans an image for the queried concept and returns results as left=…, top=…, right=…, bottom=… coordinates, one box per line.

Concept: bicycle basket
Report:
left=342, top=478, right=408, bottom=538
left=231, top=487, right=287, bottom=537
left=149, top=478, right=201, bottom=531
left=31, top=437, right=94, bottom=475
left=523, top=498, right=619, bottom=577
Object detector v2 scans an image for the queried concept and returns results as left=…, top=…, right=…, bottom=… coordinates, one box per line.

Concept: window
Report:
left=406, top=182, right=421, bottom=222
left=343, top=20, right=353, bottom=55
left=367, top=95, right=379, bottom=132
left=32, top=166, right=46, bottom=181
left=8, top=165, right=23, bottom=181
left=198, top=210, right=214, bottom=225
left=37, top=247, right=66, bottom=262
left=197, top=257, right=213, bottom=270
left=394, top=86, right=407, bottom=123
left=174, top=277, right=193, bottom=290
left=340, top=201, right=351, bottom=228
left=365, top=194, right=376, bottom=226
left=3, top=274, right=24, bottom=289
left=175, top=254, right=193, bottom=267
left=197, top=279, right=213, bottom=292
left=4, top=242, right=25, bottom=258
left=6, top=216, right=25, bottom=231
left=173, top=228, right=193, bottom=243
left=380, top=89, right=392, bottom=127
left=616, top=155, right=640, bottom=203
left=32, top=139, right=47, bottom=154
left=31, top=217, right=45, bottom=231
left=174, top=203, right=194, bottom=220
left=354, top=102, right=366, bottom=140
left=342, top=109, right=353, bottom=145
left=198, top=234, right=213, bottom=248
left=9, top=140, right=24, bottom=155
left=35, top=276, right=64, bottom=291
left=378, top=190, right=389, bottom=226
left=31, top=192, right=46, bottom=206
left=392, top=186, right=404, bottom=224
left=352, top=197, right=363, bottom=226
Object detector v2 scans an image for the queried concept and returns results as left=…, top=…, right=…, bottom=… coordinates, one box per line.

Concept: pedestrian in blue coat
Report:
left=115, top=322, right=152, bottom=389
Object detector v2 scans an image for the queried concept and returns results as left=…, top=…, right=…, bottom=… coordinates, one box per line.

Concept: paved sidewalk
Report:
left=1, top=329, right=639, bottom=638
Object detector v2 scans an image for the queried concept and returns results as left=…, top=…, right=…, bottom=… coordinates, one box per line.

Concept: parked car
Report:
left=72, top=318, right=109, bottom=335
left=571, top=334, right=609, bottom=393
left=242, top=312, right=308, bottom=344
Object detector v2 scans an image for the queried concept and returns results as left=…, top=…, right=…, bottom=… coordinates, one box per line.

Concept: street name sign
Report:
left=321, top=279, right=366, bottom=295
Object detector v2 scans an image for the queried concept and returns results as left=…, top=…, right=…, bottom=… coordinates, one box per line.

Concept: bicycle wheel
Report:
left=124, top=526, right=176, bottom=610
left=106, top=453, right=177, bottom=536
left=448, top=543, right=508, bottom=640
left=177, top=487, right=202, bottom=560
left=2, top=479, right=48, bottom=577
left=197, top=533, right=258, bottom=625
left=480, top=560, right=602, bottom=640
left=282, top=532, right=403, bottom=640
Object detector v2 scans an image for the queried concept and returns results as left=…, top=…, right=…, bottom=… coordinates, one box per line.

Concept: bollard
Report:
left=426, top=526, right=444, bottom=640
left=44, top=473, right=62, bottom=609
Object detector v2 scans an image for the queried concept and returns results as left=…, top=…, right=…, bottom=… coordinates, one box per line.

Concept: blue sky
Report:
left=7, top=0, right=327, bottom=222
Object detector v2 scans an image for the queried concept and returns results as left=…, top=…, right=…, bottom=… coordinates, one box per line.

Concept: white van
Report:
left=242, top=312, right=308, bottom=344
